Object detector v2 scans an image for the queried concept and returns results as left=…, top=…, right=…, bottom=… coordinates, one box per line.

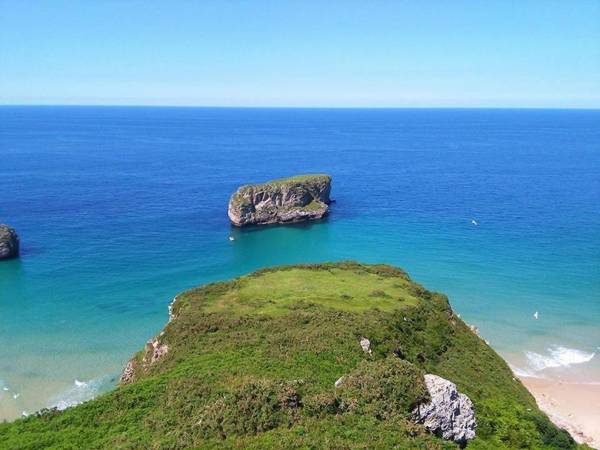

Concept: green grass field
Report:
left=195, top=266, right=420, bottom=316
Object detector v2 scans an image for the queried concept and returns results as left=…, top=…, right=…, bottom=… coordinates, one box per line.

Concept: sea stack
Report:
left=0, top=225, right=19, bottom=260
left=228, top=174, right=332, bottom=227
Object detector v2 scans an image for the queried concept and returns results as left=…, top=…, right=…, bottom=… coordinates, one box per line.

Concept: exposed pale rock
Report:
left=120, top=338, right=167, bottom=384
left=0, top=225, right=19, bottom=260
left=359, top=337, right=372, bottom=355
left=144, top=338, right=169, bottom=365
left=412, top=374, right=476, bottom=446
left=228, top=174, right=332, bottom=227
left=120, top=360, right=135, bottom=384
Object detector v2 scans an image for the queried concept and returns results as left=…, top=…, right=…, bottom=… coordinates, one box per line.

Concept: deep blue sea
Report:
left=1, top=106, right=599, bottom=420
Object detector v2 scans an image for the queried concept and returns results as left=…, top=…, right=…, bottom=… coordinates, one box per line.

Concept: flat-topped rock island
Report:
left=228, top=174, right=332, bottom=226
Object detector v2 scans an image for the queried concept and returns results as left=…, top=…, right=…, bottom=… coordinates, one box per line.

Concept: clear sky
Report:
left=1, top=1, right=599, bottom=108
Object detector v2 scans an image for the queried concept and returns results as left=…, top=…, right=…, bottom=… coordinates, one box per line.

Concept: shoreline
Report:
left=520, top=376, right=600, bottom=449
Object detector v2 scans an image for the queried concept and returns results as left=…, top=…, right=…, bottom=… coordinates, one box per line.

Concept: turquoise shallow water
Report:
left=1, top=107, right=599, bottom=420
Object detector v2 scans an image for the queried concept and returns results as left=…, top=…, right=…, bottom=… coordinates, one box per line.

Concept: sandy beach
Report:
left=521, top=377, right=600, bottom=449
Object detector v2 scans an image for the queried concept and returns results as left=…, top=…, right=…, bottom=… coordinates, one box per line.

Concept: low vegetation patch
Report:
left=337, top=357, right=428, bottom=419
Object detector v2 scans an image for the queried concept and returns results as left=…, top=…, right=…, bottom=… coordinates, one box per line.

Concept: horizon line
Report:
left=0, top=103, right=599, bottom=111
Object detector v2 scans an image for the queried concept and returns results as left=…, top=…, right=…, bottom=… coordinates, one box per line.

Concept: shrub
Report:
left=303, top=393, right=341, bottom=417
left=337, top=357, right=428, bottom=420
left=197, top=379, right=300, bottom=439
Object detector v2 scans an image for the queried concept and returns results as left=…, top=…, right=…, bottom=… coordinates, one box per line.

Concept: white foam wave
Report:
left=0, top=380, right=7, bottom=399
left=510, top=364, right=542, bottom=378
left=525, top=346, right=595, bottom=372
left=49, top=378, right=104, bottom=411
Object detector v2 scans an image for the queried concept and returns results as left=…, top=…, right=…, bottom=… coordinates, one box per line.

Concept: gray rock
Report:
left=121, top=336, right=169, bottom=384
left=0, top=225, right=19, bottom=260
left=228, top=174, right=332, bottom=226
left=120, top=360, right=135, bottom=384
left=120, top=325, right=171, bottom=384
left=144, top=338, right=169, bottom=365
left=412, top=374, right=476, bottom=446
left=359, top=337, right=372, bottom=355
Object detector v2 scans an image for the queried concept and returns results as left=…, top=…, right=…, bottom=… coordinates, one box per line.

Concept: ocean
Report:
left=1, top=106, right=598, bottom=420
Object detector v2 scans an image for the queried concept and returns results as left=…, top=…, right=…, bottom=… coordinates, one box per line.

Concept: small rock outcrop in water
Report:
left=412, top=374, right=477, bottom=446
left=0, top=225, right=19, bottom=260
left=228, top=174, right=332, bottom=226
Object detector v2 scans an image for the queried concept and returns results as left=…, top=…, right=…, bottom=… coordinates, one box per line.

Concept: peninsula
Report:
left=228, top=174, right=332, bottom=226
left=0, top=262, right=577, bottom=449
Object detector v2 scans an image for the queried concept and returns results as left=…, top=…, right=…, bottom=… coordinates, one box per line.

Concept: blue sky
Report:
left=1, top=1, right=599, bottom=107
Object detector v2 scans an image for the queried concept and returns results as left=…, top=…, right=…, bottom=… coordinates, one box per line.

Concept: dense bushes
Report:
left=336, top=357, right=427, bottom=419
left=197, top=380, right=301, bottom=439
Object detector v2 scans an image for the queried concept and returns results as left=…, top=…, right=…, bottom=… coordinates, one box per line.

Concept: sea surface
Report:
left=1, top=106, right=599, bottom=420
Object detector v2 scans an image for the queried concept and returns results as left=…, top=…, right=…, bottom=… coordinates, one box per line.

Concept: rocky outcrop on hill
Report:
left=120, top=334, right=169, bottom=385
left=0, top=225, right=19, bottom=260
left=412, top=374, right=477, bottom=446
left=143, top=336, right=169, bottom=365
left=119, top=360, right=136, bottom=384
left=359, top=337, right=372, bottom=355
left=228, top=174, right=332, bottom=226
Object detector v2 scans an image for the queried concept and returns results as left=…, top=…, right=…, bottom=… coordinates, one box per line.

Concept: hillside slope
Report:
left=0, top=262, right=579, bottom=449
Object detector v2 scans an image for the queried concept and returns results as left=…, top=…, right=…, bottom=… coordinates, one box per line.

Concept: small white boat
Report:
left=533, top=311, right=539, bottom=320
left=471, top=219, right=479, bottom=226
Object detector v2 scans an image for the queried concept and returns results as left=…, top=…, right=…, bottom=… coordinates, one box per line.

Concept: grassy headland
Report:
left=0, top=262, right=580, bottom=449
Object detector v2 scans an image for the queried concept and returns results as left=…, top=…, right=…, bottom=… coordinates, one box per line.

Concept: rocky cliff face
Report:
left=0, top=225, right=19, bottom=260
left=228, top=174, right=332, bottom=226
